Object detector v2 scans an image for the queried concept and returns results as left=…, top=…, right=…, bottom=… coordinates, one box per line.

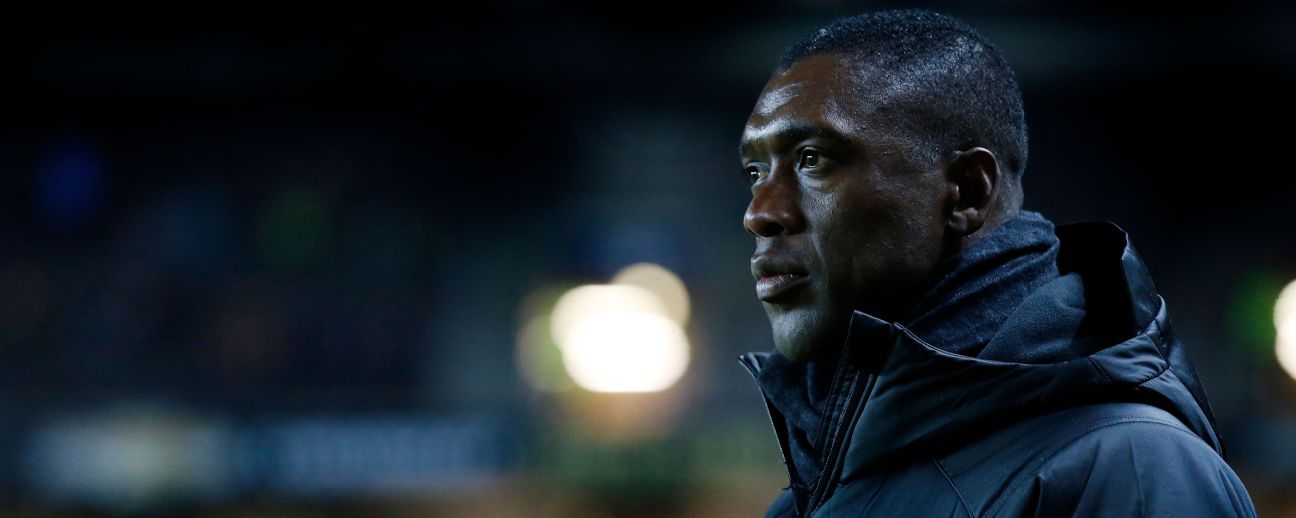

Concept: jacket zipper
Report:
left=803, top=371, right=862, bottom=514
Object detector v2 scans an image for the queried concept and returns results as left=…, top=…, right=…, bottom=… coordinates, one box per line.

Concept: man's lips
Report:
left=751, top=254, right=809, bottom=302
left=755, top=273, right=808, bottom=301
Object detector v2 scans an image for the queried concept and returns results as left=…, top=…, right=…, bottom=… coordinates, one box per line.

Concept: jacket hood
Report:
left=837, top=221, right=1223, bottom=475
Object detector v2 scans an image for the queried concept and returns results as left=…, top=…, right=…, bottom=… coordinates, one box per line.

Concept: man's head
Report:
left=740, top=9, right=1028, bottom=360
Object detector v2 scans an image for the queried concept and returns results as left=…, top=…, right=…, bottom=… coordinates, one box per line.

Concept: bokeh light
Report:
left=544, top=264, right=692, bottom=393
left=550, top=285, right=669, bottom=346
left=1276, top=279, right=1296, bottom=381
left=612, top=263, right=691, bottom=326
left=1275, top=279, right=1296, bottom=329
left=561, top=311, right=689, bottom=393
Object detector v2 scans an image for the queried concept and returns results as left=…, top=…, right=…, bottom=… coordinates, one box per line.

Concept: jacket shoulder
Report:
left=953, top=403, right=1256, bottom=517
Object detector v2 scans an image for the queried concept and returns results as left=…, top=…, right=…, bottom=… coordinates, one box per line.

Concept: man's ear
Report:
left=943, top=147, right=1000, bottom=238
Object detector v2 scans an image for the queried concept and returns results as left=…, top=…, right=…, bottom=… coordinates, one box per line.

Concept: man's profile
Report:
left=737, top=9, right=1256, bottom=516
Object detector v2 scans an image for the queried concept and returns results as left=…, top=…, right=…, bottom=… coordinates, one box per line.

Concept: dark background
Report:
left=2, top=1, right=1294, bottom=516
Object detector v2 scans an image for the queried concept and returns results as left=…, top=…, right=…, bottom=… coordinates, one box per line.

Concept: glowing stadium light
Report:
left=1276, top=279, right=1296, bottom=381
left=560, top=311, right=689, bottom=393
left=1277, top=315, right=1296, bottom=382
left=612, top=263, right=691, bottom=326
left=1275, top=280, right=1296, bottom=329
left=550, top=285, right=669, bottom=345
left=546, top=266, right=693, bottom=393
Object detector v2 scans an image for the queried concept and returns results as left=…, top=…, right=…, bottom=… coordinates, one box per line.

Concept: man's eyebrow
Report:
left=739, top=125, right=853, bottom=158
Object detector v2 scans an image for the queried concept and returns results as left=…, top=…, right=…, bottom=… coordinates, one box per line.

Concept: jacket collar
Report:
left=839, top=221, right=1223, bottom=474
left=741, top=210, right=1064, bottom=488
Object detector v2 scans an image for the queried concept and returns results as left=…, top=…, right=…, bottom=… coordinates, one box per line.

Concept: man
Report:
left=737, top=10, right=1256, bottom=517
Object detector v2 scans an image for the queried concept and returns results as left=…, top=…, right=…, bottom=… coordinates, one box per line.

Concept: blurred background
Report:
left=2, top=1, right=1295, bottom=516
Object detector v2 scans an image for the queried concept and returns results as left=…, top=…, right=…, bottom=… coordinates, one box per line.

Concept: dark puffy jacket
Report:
left=740, top=222, right=1256, bottom=517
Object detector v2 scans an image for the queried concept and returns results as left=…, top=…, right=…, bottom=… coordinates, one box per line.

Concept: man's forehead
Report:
left=742, top=86, right=857, bottom=152
left=753, top=82, right=804, bottom=118
left=741, top=57, right=909, bottom=154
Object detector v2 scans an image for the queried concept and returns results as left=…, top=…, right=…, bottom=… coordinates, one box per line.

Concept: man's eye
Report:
left=745, top=165, right=766, bottom=184
left=799, top=149, right=822, bottom=169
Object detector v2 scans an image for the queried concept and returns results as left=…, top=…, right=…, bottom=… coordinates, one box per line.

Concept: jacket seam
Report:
left=1091, top=344, right=1170, bottom=388
left=1132, top=362, right=1174, bottom=389
left=1085, top=356, right=1113, bottom=384
left=1146, top=315, right=1163, bottom=345
left=985, top=415, right=1197, bottom=518
left=931, top=458, right=976, bottom=518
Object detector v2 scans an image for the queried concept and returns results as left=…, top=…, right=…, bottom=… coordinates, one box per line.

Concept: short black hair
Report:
left=779, top=9, right=1028, bottom=180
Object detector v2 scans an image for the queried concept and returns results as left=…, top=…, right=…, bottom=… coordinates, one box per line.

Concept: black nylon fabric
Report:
left=742, top=220, right=1256, bottom=517
left=751, top=352, right=838, bottom=493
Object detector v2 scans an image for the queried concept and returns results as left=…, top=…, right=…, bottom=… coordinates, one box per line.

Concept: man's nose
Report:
left=743, top=174, right=805, bottom=237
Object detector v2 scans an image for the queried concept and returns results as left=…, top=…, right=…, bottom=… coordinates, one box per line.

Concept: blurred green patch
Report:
left=1228, top=271, right=1287, bottom=362
left=516, top=285, right=578, bottom=394
left=257, top=189, right=333, bottom=268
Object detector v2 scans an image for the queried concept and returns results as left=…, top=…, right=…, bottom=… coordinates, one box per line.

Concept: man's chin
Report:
left=773, top=341, right=817, bottom=362
left=767, top=303, right=850, bottom=360
left=770, top=318, right=844, bottom=362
